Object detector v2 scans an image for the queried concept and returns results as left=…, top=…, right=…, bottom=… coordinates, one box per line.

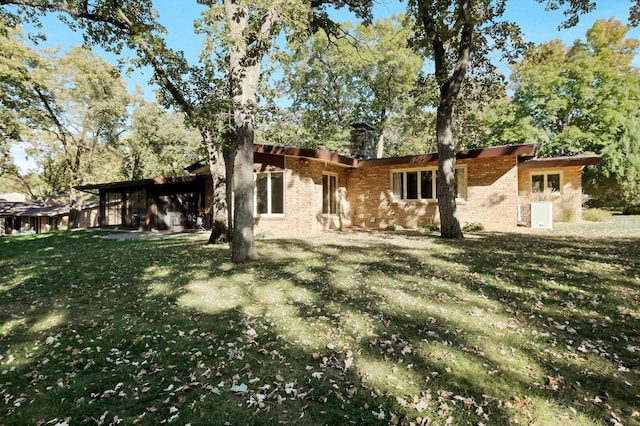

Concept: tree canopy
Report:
left=511, top=18, right=640, bottom=211
left=278, top=15, right=427, bottom=157
left=512, top=18, right=640, bottom=157
left=1, top=0, right=640, bottom=247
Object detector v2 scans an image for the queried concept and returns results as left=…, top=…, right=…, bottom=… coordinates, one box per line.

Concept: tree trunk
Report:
left=224, top=0, right=267, bottom=263
left=223, top=144, right=235, bottom=242
left=436, top=101, right=463, bottom=238
left=416, top=0, right=474, bottom=239
left=231, top=120, right=258, bottom=262
left=208, top=147, right=229, bottom=244
left=376, top=132, right=385, bottom=159
left=68, top=187, right=81, bottom=228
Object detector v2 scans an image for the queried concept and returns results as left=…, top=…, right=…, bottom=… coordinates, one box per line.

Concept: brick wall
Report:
left=203, top=154, right=586, bottom=238
left=346, top=155, right=521, bottom=231
left=462, top=156, right=520, bottom=229
left=253, top=157, right=352, bottom=238
left=517, top=165, right=584, bottom=222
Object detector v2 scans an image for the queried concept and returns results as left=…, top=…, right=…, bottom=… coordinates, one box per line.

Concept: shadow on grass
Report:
left=0, top=229, right=638, bottom=425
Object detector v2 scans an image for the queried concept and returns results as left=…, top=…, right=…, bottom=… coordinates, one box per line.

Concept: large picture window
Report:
left=391, top=166, right=466, bottom=201
left=124, top=189, right=147, bottom=227
left=322, top=173, right=338, bottom=215
left=104, top=192, right=122, bottom=226
left=531, top=171, right=561, bottom=193
left=255, top=171, right=284, bottom=215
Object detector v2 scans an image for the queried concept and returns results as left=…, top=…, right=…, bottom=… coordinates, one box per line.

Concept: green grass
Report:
left=0, top=218, right=639, bottom=425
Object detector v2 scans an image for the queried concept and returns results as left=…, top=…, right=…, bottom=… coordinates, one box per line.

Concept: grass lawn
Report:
left=1, top=216, right=638, bottom=425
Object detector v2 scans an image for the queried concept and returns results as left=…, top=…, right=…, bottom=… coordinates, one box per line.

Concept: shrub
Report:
left=582, top=208, right=612, bottom=222
left=255, top=230, right=273, bottom=239
left=559, top=188, right=580, bottom=222
left=421, top=223, right=440, bottom=232
left=529, top=188, right=559, bottom=202
left=389, top=223, right=404, bottom=231
left=463, top=222, right=484, bottom=232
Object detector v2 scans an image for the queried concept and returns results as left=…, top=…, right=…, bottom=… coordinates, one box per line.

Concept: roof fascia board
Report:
left=518, top=154, right=602, bottom=169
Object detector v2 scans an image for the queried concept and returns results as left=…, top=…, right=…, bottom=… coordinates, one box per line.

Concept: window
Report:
left=323, top=173, right=338, bottom=215
left=124, top=189, right=147, bottom=227
left=255, top=171, right=284, bottom=215
left=104, top=192, right=122, bottom=226
left=391, top=166, right=466, bottom=201
left=531, top=172, right=561, bottom=193
left=454, top=167, right=467, bottom=199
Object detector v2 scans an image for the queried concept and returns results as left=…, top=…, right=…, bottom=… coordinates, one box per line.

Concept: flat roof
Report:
left=76, top=175, right=204, bottom=191
left=357, top=144, right=537, bottom=167
left=0, top=202, right=70, bottom=217
left=186, top=143, right=539, bottom=174
left=518, top=154, right=602, bottom=169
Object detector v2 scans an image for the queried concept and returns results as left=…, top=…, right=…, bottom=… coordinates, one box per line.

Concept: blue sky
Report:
left=9, top=0, right=640, bottom=172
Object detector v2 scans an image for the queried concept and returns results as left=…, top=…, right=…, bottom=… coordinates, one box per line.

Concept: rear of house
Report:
left=347, top=145, right=534, bottom=231
left=77, top=137, right=600, bottom=237
left=517, top=155, right=601, bottom=224
left=189, top=142, right=599, bottom=237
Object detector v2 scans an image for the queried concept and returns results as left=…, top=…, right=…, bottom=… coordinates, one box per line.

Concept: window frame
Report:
left=530, top=170, right=563, bottom=193
left=390, top=165, right=467, bottom=202
left=322, top=172, right=338, bottom=216
left=254, top=170, right=285, bottom=217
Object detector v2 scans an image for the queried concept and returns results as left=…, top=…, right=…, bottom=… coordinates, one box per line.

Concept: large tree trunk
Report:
left=224, top=0, right=270, bottom=262
left=208, top=147, right=229, bottom=244
left=231, top=119, right=258, bottom=262
left=223, top=144, right=235, bottom=242
left=68, top=187, right=81, bottom=229
left=436, top=101, right=463, bottom=238
left=416, top=0, right=474, bottom=239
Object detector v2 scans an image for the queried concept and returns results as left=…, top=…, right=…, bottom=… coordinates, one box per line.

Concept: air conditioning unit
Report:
left=530, top=201, right=553, bottom=229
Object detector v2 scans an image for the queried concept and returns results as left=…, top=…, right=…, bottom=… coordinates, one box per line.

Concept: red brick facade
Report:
left=251, top=153, right=529, bottom=236
left=253, top=157, right=353, bottom=237
left=518, top=165, right=584, bottom=222
left=195, top=145, right=597, bottom=237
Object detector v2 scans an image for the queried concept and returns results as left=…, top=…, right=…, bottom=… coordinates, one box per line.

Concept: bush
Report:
left=463, top=222, right=484, bottom=232
left=255, top=230, right=273, bottom=239
left=559, top=189, right=580, bottom=222
left=582, top=208, right=612, bottom=222
left=389, top=223, right=404, bottom=231
left=421, top=223, right=440, bottom=232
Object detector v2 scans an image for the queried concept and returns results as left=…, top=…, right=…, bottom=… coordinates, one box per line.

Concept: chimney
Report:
left=349, top=122, right=377, bottom=159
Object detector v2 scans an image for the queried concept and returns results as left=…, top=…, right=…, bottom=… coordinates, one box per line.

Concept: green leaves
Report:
left=277, top=15, right=428, bottom=156
left=512, top=18, right=640, bottom=157
left=120, top=100, right=203, bottom=180
left=511, top=17, right=640, bottom=209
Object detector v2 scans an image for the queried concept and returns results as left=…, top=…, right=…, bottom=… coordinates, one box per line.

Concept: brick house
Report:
left=185, top=140, right=600, bottom=237
left=77, top=123, right=600, bottom=235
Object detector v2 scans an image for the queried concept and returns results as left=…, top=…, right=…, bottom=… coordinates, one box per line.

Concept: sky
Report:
left=8, top=0, right=640, bottom=173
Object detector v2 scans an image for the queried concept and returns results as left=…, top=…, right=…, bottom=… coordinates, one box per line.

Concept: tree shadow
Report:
left=1, top=230, right=638, bottom=424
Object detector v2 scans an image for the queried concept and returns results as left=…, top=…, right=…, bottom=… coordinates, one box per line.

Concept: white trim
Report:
left=322, top=171, right=339, bottom=217
left=530, top=170, right=563, bottom=193
left=390, top=165, right=467, bottom=202
left=455, top=164, right=467, bottom=200
left=254, top=170, right=286, bottom=217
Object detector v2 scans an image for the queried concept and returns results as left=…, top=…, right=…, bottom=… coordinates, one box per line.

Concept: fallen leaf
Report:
left=230, top=383, right=248, bottom=393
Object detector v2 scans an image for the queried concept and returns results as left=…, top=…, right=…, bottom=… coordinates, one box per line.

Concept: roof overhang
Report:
left=357, top=143, right=537, bottom=168
left=0, top=202, right=70, bottom=217
left=518, top=154, right=602, bottom=169
left=76, top=175, right=204, bottom=192
left=254, top=144, right=357, bottom=167
left=185, top=143, right=541, bottom=175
